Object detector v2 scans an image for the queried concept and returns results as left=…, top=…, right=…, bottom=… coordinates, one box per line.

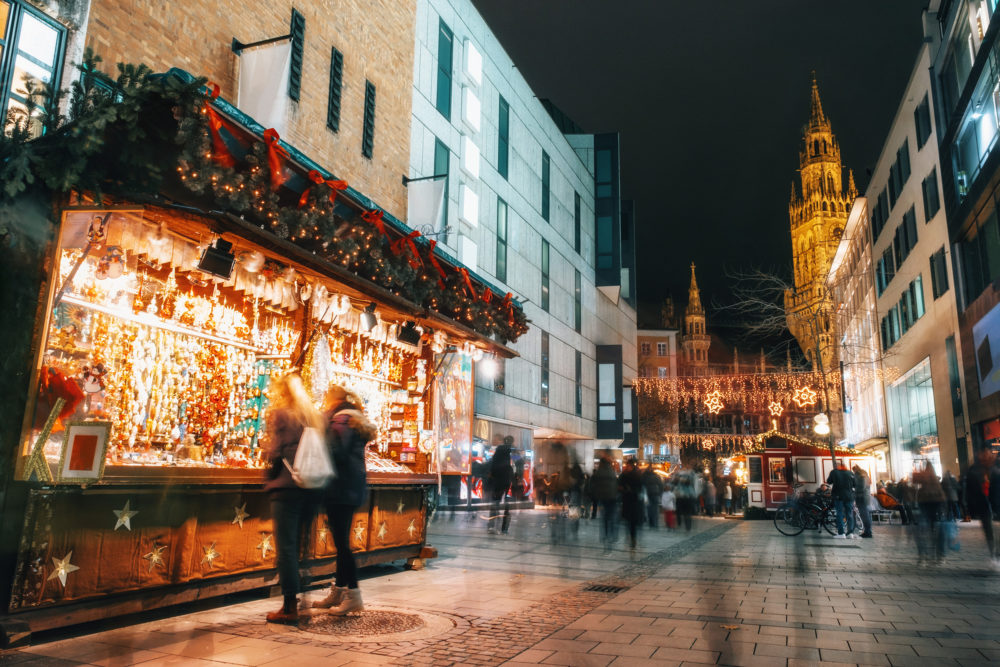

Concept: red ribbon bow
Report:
left=361, top=209, right=390, bottom=242
left=262, top=128, right=290, bottom=191
left=481, top=287, right=493, bottom=304
left=458, top=268, right=478, bottom=300
left=298, top=169, right=349, bottom=208
left=391, top=230, right=424, bottom=269
left=426, top=240, right=447, bottom=288
left=502, top=292, right=516, bottom=325
left=203, top=83, right=235, bottom=168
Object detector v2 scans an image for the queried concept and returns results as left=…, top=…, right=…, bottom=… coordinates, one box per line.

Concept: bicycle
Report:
left=775, top=485, right=837, bottom=536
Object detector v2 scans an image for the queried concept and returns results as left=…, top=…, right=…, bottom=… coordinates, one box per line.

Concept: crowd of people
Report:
left=485, top=447, right=742, bottom=550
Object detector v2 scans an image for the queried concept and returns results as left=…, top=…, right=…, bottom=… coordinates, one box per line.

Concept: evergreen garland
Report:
left=1, top=52, right=528, bottom=343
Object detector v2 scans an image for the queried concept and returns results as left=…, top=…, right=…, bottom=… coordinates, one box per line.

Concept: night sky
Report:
left=471, top=0, right=929, bottom=334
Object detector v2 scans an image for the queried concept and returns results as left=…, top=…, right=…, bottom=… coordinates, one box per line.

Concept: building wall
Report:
left=829, top=198, right=890, bottom=475
left=638, top=330, right=679, bottom=379
left=85, top=0, right=415, bottom=220
left=411, top=0, right=637, bottom=448
left=868, top=44, right=967, bottom=476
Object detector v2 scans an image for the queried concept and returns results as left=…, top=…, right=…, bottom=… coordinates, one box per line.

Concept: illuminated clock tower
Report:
left=785, top=74, right=856, bottom=377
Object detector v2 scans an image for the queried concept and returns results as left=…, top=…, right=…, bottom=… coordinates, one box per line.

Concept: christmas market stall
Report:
left=0, top=65, right=527, bottom=632
left=744, top=430, right=876, bottom=511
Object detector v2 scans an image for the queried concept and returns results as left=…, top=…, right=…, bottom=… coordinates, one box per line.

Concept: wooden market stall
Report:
left=2, top=69, right=525, bottom=633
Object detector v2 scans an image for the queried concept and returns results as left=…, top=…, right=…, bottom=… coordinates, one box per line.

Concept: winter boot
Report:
left=312, top=585, right=348, bottom=609
left=266, top=595, right=299, bottom=625
left=328, top=587, right=364, bottom=615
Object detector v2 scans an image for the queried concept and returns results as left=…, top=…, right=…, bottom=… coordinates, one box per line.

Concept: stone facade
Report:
left=84, top=0, right=416, bottom=220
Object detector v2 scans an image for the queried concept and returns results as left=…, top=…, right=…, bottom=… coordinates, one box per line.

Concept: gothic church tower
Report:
left=681, top=263, right=710, bottom=376
left=784, top=74, right=856, bottom=375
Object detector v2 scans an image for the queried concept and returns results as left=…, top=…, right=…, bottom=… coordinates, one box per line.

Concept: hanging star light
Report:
left=256, top=534, right=273, bottom=559
left=201, top=542, right=220, bottom=567
left=793, top=385, right=818, bottom=408
left=354, top=522, right=366, bottom=542
left=376, top=522, right=388, bottom=542
left=113, top=500, right=139, bottom=531
left=232, top=503, right=250, bottom=529
left=396, top=499, right=405, bottom=514
left=406, top=519, right=417, bottom=538
left=142, top=544, right=167, bottom=572
left=704, top=390, right=724, bottom=415
left=768, top=401, right=784, bottom=418
left=48, top=552, right=80, bottom=587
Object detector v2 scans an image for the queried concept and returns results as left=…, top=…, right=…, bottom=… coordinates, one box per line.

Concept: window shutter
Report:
left=288, top=9, right=306, bottom=101
left=327, top=47, right=344, bottom=131
left=362, top=80, right=376, bottom=158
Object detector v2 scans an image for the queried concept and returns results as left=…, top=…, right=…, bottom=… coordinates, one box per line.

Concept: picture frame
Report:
left=57, top=421, right=111, bottom=484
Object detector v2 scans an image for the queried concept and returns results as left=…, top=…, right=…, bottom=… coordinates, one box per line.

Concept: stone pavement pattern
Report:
left=2, top=510, right=1000, bottom=666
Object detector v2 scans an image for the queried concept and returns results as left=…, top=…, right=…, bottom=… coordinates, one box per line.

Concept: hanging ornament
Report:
left=256, top=533, right=274, bottom=559
left=376, top=521, right=388, bottom=542
left=112, top=499, right=139, bottom=531
left=407, top=519, right=417, bottom=538
left=201, top=542, right=221, bottom=567
left=793, top=385, right=817, bottom=408
left=354, top=522, right=366, bottom=542
left=704, top=390, right=724, bottom=415
left=767, top=401, right=784, bottom=418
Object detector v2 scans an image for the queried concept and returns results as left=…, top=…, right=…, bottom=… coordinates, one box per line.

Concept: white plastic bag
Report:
left=283, top=426, right=335, bottom=489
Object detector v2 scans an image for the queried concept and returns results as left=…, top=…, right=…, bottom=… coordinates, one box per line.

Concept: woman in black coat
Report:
left=263, top=373, right=322, bottom=624
left=312, top=384, right=370, bottom=614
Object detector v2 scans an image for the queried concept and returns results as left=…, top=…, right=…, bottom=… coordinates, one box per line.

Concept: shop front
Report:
left=0, top=68, right=526, bottom=633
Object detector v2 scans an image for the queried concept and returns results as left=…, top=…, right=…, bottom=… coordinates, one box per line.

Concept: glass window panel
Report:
left=596, top=150, right=611, bottom=182
left=17, top=12, right=58, bottom=66
left=598, top=363, right=615, bottom=403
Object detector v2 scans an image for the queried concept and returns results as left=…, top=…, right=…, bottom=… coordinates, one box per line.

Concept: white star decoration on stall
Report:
left=47, top=552, right=80, bottom=587
left=376, top=522, right=388, bottom=542
left=767, top=401, right=784, bottom=418
left=354, top=522, right=366, bottom=542
left=406, top=519, right=417, bottom=538
left=793, top=386, right=817, bottom=408
left=317, top=527, right=329, bottom=546
left=201, top=542, right=220, bottom=567
left=113, top=500, right=139, bottom=531
left=142, top=544, right=167, bottom=572
left=396, top=499, right=405, bottom=514
left=232, top=503, right=250, bottom=529
left=704, top=390, right=724, bottom=415
left=256, top=534, right=273, bottom=559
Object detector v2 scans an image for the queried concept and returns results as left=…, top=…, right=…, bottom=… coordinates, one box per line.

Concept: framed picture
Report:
left=57, top=421, right=111, bottom=483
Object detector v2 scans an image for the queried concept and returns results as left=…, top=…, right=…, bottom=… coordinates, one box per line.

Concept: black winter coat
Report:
left=324, top=402, right=368, bottom=507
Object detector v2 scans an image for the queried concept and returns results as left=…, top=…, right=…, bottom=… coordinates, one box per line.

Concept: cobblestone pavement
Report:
left=3, top=510, right=1000, bottom=666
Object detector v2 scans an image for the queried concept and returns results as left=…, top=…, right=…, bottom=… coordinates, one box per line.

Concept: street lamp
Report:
left=813, top=412, right=830, bottom=435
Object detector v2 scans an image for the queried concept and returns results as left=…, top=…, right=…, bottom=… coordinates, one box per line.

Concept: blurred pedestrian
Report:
left=592, top=456, right=619, bottom=548
left=898, top=478, right=917, bottom=525
left=487, top=436, right=514, bottom=535
left=852, top=465, right=873, bottom=538
left=642, top=465, right=664, bottom=528
left=263, top=373, right=322, bottom=624
left=965, top=449, right=997, bottom=562
left=827, top=461, right=856, bottom=538
left=661, top=484, right=677, bottom=530
left=703, top=478, right=716, bottom=517
left=674, top=464, right=697, bottom=532
left=942, top=470, right=961, bottom=522
left=314, top=384, right=370, bottom=616
left=619, top=458, right=643, bottom=550
left=724, top=482, right=733, bottom=515
left=914, top=462, right=945, bottom=564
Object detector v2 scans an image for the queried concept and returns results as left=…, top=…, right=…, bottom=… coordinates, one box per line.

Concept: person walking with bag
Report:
left=852, top=465, right=873, bottom=538
left=263, top=373, right=324, bottom=624
left=313, top=384, right=373, bottom=615
left=487, top=436, right=514, bottom=534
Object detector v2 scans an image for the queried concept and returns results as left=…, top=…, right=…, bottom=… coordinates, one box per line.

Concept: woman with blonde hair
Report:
left=313, top=383, right=372, bottom=614
left=263, top=372, right=322, bottom=624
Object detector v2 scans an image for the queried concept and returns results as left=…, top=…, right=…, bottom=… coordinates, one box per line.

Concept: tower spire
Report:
left=687, top=263, right=703, bottom=315
left=848, top=168, right=857, bottom=197
left=809, top=71, right=828, bottom=129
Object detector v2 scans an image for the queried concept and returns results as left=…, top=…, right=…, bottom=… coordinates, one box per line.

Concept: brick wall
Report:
left=85, top=0, right=415, bottom=220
